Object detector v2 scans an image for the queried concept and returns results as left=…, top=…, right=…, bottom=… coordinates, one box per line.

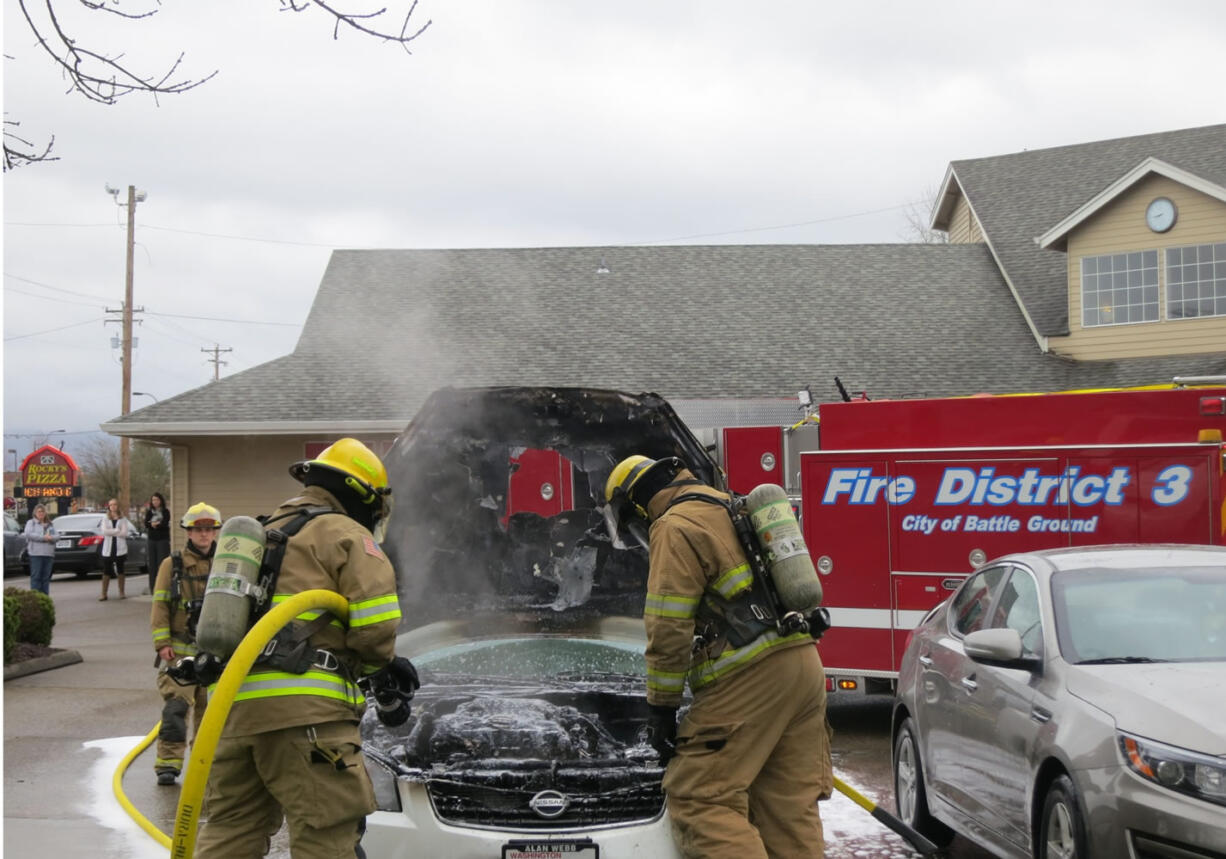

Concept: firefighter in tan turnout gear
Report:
left=195, top=439, right=413, bottom=859
left=606, top=455, right=834, bottom=859
left=150, top=501, right=220, bottom=785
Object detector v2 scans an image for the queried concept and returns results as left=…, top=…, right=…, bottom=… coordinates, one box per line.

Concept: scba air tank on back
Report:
left=745, top=483, right=823, bottom=613
left=196, top=516, right=268, bottom=660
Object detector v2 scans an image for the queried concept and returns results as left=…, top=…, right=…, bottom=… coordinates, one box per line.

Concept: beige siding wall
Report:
left=160, top=434, right=398, bottom=552
left=1050, top=174, right=1226, bottom=360
left=947, top=194, right=984, bottom=243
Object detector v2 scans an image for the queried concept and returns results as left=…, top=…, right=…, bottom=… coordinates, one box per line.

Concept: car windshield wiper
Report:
left=1075, top=656, right=1169, bottom=665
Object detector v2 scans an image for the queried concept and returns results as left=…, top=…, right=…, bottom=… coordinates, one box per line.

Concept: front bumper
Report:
left=362, top=781, right=682, bottom=859
left=1080, top=764, right=1226, bottom=859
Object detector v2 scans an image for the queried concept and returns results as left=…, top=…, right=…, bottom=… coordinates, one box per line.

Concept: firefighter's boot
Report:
left=157, top=769, right=178, bottom=786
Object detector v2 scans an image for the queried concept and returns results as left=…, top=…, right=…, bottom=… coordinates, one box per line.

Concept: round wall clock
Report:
left=1145, top=197, right=1177, bottom=233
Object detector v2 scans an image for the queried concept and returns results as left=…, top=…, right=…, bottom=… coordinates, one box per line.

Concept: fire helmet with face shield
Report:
left=604, top=455, right=683, bottom=524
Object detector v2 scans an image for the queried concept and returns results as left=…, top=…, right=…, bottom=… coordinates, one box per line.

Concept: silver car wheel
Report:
left=1044, top=800, right=1075, bottom=859
left=896, top=732, right=919, bottom=822
left=1040, top=776, right=1085, bottom=859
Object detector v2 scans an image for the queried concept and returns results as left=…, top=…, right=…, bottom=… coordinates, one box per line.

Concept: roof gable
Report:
left=1038, top=157, right=1226, bottom=250
left=941, top=124, right=1226, bottom=337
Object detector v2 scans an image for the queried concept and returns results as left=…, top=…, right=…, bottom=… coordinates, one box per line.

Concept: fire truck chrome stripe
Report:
left=825, top=608, right=893, bottom=629
left=823, top=608, right=932, bottom=629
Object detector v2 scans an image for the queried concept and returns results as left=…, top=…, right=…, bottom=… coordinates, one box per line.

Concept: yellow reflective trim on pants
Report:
left=710, top=563, right=753, bottom=599
left=644, top=592, right=700, bottom=619
left=689, top=631, right=810, bottom=691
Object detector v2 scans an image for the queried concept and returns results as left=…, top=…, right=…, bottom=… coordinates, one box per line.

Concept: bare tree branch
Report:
left=3, top=118, right=58, bottom=170
left=5, top=0, right=431, bottom=171
left=898, top=183, right=949, bottom=244
left=17, top=0, right=217, bottom=106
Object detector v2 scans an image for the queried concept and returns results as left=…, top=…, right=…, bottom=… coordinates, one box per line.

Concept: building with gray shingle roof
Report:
left=103, top=124, right=1226, bottom=535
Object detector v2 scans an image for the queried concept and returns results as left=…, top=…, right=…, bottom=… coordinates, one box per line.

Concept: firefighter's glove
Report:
left=647, top=704, right=678, bottom=767
left=807, top=607, right=832, bottom=641
left=364, top=656, right=420, bottom=727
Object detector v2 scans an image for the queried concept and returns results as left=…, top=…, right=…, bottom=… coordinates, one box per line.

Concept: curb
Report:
left=4, top=649, right=84, bottom=680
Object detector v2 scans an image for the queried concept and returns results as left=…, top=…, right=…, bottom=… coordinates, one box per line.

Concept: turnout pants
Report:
left=195, top=720, right=376, bottom=859
left=663, top=643, right=833, bottom=859
left=155, top=670, right=207, bottom=774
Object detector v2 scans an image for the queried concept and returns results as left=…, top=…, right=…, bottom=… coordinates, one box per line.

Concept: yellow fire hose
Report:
left=113, top=721, right=173, bottom=850
left=112, top=589, right=349, bottom=858
left=114, top=592, right=940, bottom=857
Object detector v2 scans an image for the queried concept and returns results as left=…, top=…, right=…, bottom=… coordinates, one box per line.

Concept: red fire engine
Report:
left=720, top=380, right=1226, bottom=694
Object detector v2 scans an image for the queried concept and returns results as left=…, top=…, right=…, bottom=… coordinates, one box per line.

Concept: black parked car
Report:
left=48, top=513, right=148, bottom=577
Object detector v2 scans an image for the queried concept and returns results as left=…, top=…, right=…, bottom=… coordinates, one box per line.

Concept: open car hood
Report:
left=382, top=387, right=719, bottom=629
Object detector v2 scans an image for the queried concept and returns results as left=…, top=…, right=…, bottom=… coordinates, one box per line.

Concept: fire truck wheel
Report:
left=893, top=717, right=955, bottom=847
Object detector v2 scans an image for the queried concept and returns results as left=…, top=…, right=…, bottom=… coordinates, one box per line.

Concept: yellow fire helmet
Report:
left=290, top=438, right=393, bottom=529
left=604, top=455, right=655, bottom=505
left=181, top=502, right=222, bottom=529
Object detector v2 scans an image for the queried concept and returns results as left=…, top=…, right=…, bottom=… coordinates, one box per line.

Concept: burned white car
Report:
left=360, top=387, right=721, bottom=859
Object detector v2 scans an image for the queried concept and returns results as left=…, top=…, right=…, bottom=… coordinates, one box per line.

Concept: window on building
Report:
left=1081, top=251, right=1159, bottom=327
left=1166, top=243, right=1226, bottom=320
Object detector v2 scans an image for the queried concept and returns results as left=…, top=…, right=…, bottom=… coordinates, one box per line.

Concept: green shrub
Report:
left=2, top=587, right=56, bottom=646
left=3, top=596, right=19, bottom=663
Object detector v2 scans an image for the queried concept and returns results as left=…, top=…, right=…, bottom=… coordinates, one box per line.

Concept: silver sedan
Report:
left=891, top=544, right=1226, bottom=859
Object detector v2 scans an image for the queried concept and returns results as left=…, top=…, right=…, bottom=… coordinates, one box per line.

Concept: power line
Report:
left=145, top=310, right=299, bottom=327
left=4, top=318, right=105, bottom=342
left=4, top=273, right=113, bottom=301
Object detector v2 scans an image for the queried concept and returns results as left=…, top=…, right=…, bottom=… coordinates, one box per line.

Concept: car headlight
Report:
left=362, top=752, right=404, bottom=812
left=1119, top=732, right=1226, bottom=807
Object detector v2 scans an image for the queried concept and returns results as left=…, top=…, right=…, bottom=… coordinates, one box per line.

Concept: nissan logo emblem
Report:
left=528, top=790, right=570, bottom=819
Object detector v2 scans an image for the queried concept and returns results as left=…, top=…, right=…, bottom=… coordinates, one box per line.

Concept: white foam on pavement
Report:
left=84, top=736, right=173, bottom=859
left=82, top=734, right=918, bottom=858
left=821, top=782, right=924, bottom=858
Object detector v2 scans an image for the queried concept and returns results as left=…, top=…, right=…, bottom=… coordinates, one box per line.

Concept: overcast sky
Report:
left=4, top=0, right=1225, bottom=467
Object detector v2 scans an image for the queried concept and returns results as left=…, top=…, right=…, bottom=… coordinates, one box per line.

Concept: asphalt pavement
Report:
left=4, top=573, right=205, bottom=857
left=3, top=573, right=990, bottom=859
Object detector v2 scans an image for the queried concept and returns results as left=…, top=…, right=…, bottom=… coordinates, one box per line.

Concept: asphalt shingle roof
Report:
left=949, top=123, right=1226, bottom=337
left=109, top=243, right=1225, bottom=433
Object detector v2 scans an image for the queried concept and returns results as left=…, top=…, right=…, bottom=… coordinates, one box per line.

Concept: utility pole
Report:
left=105, top=184, right=146, bottom=514
left=202, top=343, right=232, bottom=381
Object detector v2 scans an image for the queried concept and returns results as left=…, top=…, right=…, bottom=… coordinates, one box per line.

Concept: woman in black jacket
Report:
left=145, top=492, right=171, bottom=595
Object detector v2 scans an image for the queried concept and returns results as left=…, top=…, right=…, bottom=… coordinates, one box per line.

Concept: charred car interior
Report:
left=361, top=388, right=718, bottom=851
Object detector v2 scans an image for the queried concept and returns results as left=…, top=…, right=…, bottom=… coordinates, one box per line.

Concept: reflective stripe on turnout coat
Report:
left=643, top=471, right=811, bottom=708
left=215, top=485, right=402, bottom=737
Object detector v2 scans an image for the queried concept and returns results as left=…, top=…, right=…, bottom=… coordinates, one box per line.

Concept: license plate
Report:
left=502, top=840, right=598, bottom=859
left=55, top=540, right=72, bottom=549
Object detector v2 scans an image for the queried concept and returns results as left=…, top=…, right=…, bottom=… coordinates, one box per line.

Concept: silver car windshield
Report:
left=1052, top=566, right=1226, bottom=663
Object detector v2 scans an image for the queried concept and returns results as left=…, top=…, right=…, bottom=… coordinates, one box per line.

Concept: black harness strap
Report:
left=664, top=491, right=781, bottom=648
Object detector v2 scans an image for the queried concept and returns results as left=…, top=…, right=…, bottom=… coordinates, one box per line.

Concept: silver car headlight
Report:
left=1119, top=732, right=1226, bottom=808
left=362, top=752, right=404, bottom=812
